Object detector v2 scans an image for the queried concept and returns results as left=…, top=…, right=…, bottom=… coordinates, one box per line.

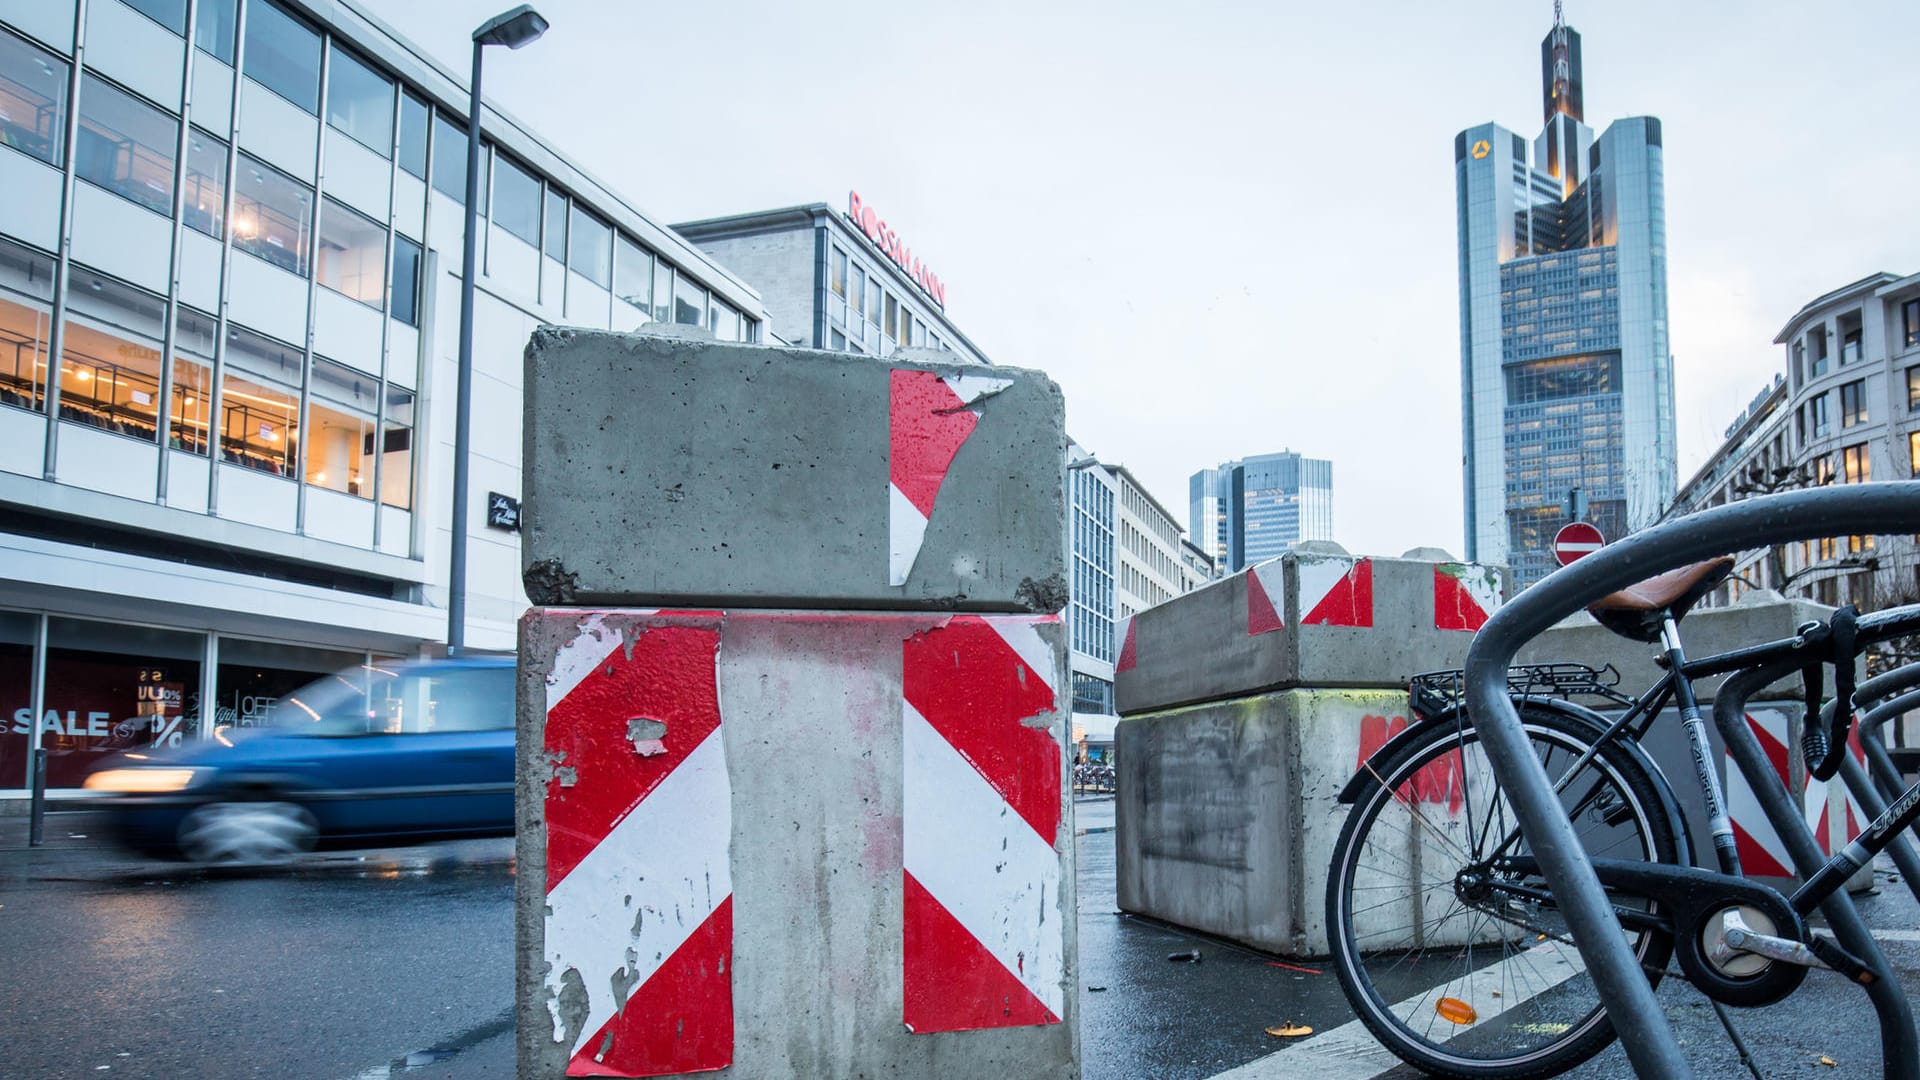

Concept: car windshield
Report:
left=272, top=663, right=513, bottom=736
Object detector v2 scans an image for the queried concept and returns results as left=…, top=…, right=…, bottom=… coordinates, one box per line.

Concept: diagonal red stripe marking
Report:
left=1115, top=620, right=1138, bottom=672
left=1303, top=558, right=1373, bottom=627
left=903, top=617, right=1060, bottom=842
left=1732, top=821, right=1792, bottom=878
left=1245, top=570, right=1283, bottom=635
left=545, top=623, right=722, bottom=891
left=903, top=871, right=1059, bottom=1032
left=1432, top=567, right=1490, bottom=632
left=567, top=896, right=733, bottom=1077
left=1745, top=713, right=1790, bottom=780
left=890, top=370, right=977, bottom=518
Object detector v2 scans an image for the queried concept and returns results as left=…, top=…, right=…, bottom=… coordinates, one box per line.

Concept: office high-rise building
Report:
left=1456, top=10, right=1676, bottom=588
left=1189, top=451, right=1333, bottom=573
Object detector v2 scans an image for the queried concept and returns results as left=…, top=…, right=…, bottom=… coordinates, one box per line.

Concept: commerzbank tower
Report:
left=1455, top=5, right=1676, bottom=587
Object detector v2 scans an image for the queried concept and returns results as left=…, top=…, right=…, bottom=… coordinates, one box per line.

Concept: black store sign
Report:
left=487, top=492, right=521, bottom=532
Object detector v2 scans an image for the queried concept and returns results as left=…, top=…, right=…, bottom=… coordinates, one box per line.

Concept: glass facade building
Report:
left=0, top=0, right=766, bottom=796
left=1189, top=451, right=1334, bottom=573
left=1456, top=15, right=1675, bottom=588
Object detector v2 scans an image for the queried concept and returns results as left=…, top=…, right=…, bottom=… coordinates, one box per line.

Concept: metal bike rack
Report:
left=1855, top=664, right=1920, bottom=805
left=1464, top=481, right=1920, bottom=1078
left=1719, top=663, right=1919, bottom=1080
left=1813, top=685, right=1920, bottom=908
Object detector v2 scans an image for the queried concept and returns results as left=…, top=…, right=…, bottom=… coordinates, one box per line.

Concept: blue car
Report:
left=82, top=657, right=516, bottom=863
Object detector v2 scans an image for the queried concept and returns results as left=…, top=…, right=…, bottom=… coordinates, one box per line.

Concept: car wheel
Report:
left=178, top=800, right=318, bottom=865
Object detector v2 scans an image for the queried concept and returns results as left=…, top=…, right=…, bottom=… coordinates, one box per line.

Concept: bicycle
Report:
left=1324, top=554, right=1920, bottom=1078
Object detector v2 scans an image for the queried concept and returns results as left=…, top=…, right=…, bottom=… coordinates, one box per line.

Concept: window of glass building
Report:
left=233, top=152, right=312, bottom=275
left=912, top=321, right=925, bottom=348
left=380, top=385, right=412, bottom=509
left=60, top=269, right=167, bottom=443
left=326, top=46, right=393, bottom=156
left=1840, top=379, right=1868, bottom=429
left=567, top=204, right=611, bottom=287
left=169, top=306, right=215, bottom=454
left=182, top=128, right=226, bottom=238
left=490, top=152, right=540, bottom=247
left=195, top=0, right=238, bottom=63
left=650, top=259, right=672, bottom=325
left=220, top=324, right=301, bottom=476
left=539, top=186, right=566, bottom=260
left=316, top=197, right=385, bottom=306
left=674, top=276, right=705, bottom=326
left=708, top=298, right=740, bottom=342
left=614, top=234, right=650, bottom=325
left=1904, top=299, right=1920, bottom=349
left=75, top=74, right=178, bottom=215
left=43, top=617, right=204, bottom=788
left=1811, top=393, right=1831, bottom=438
left=884, top=294, right=898, bottom=342
left=1908, top=366, right=1920, bottom=414
left=0, top=610, right=37, bottom=788
left=306, top=357, right=374, bottom=496
left=390, top=234, right=421, bottom=327
left=830, top=249, right=846, bottom=300
left=0, top=29, right=69, bottom=166
left=123, top=0, right=188, bottom=35
left=1843, top=443, right=1871, bottom=484
left=0, top=237, right=54, bottom=413
left=395, top=92, right=428, bottom=178
left=849, top=266, right=864, bottom=323
left=430, top=111, right=467, bottom=202
left=242, top=0, right=320, bottom=114
left=864, top=274, right=881, bottom=325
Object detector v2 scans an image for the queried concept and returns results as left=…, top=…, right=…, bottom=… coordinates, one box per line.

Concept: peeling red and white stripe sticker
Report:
left=888, top=370, right=1014, bottom=586
left=901, top=615, right=1065, bottom=1032
left=543, top=616, right=733, bottom=1077
left=1247, top=556, right=1373, bottom=634
left=1434, top=564, right=1502, bottom=632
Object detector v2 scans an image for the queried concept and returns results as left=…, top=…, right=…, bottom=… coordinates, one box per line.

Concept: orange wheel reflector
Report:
left=1436, top=997, right=1478, bottom=1025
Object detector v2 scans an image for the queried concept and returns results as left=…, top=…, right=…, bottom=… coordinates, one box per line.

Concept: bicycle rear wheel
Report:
left=1325, top=705, right=1680, bottom=1080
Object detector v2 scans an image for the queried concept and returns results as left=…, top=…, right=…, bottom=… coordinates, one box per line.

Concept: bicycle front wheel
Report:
left=1325, top=705, right=1680, bottom=1080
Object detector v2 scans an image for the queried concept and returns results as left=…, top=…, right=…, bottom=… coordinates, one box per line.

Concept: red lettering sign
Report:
left=847, top=190, right=946, bottom=309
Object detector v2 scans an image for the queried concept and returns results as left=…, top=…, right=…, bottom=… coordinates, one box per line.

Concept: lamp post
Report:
left=448, top=4, right=548, bottom=657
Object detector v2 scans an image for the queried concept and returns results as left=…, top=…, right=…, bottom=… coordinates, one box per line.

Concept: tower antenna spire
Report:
left=1554, top=0, right=1564, bottom=26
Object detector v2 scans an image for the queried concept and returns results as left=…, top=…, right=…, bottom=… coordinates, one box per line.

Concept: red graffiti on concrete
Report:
left=1356, top=715, right=1465, bottom=815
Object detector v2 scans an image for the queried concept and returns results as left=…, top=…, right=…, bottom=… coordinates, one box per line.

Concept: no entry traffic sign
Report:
left=1552, top=521, right=1605, bottom=567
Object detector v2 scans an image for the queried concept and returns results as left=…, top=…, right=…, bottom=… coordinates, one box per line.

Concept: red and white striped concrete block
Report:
left=542, top=612, right=734, bottom=1077
left=1433, top=563, right=1503, bottom=632
left=1247, top=556, right=1373, bottom=634
left=889, top=370, right=1016, bottom=586
left=1727, top=707, right=1867, bottom=879
left=902, top=615, right=1066, bottom=1031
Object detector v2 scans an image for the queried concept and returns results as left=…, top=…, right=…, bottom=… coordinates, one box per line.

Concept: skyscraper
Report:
left=1456, top=8, right=1676, bottom=588
left=1189, top=451, right=1333, bottom=573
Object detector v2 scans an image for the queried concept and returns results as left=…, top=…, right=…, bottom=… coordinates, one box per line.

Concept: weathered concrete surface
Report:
left=1114, top=551, right=1505, bottom=714
left=1114, top=688, right=1409, bottom=957
left=517, top=608, right=1078, bottom=1080
left=521, top=328, right=1066, bottom=611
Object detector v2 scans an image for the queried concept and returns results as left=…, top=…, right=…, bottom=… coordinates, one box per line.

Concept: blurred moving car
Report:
left=83, top=656, right=515, bottom=863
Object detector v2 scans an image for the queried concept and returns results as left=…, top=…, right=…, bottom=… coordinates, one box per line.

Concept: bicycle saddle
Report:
left=1586, top=556, right=1736, bottom=643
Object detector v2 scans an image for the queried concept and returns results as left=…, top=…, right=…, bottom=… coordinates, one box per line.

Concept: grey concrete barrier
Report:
left=1113, top=547, right=1506, bottom=714
left=517, top=607, right=1077, bottom=1079
left=521, top=327, right=1067, bottom=612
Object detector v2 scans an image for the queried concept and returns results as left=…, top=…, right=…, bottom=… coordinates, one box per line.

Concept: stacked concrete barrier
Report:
left=1113, top=545, right=1506, bottom=956
left=516, top=329, right=1076, bottom=1079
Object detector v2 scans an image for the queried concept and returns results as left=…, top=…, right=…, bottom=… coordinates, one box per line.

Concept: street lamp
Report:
left=448, top=5, right=548, bottom=657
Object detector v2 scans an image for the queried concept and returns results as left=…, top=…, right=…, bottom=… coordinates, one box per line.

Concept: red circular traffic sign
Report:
left=1552, top=522, right=1606, bottom=567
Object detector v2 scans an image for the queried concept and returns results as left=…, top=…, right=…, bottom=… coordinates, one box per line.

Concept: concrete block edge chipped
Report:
left=518, top=608, right=1078, bottom=1079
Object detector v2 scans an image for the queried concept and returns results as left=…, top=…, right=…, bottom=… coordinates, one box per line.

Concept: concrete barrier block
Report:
left=1114, top=687, right=1418, bottom=957
left=517, top=607, right=1076, bottom=1079
left=522, top=328, right=1067, bottom=612
left=1114, top=550, right=1504, bottom=714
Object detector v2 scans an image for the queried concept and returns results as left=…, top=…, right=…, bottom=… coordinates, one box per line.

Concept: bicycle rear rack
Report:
left=1464, top=481, right=1920, bottom=1079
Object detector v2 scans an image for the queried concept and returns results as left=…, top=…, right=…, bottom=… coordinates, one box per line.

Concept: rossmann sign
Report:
left=847, top=190, right=946, bottom=309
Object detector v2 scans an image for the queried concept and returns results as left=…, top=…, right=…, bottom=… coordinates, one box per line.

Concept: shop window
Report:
left=170, top=306, right=216, bottom=454
left=214, top=638, right=362, bottom=731
left=674, top=276, right=705, bottom=326
left=220, top=324, right=300, bottom=476
left=0, top=238, right=54, bottom=413
left=76, top=73, right=178, bottom=216
left=60, top=269, right=167, bottom=443
left=650, top=260, right=672, bottom=325
left=316, top=197, right=386, bottom=306
left=325, top=46, right=392, bottom=156
left=430, top=111, right=467, bottom=202
left=396, top=91, right=428, bottom=179
left=306, top=357, right=374, bottom=496
left=0, top=29, right=68, bottom=167
left=124, top=0, right=188, bottom=35
left=195, top=0, right=238, bottom=63
left=614, top=234, right=650, bottom=326
left=379, top=385, right=412, bottom=509
left=42, top=618, right=203, bottom=789
left=233, top=152, right=312, bottom=275
left=567, top=204, right=611, bottom=287
left=490, top=151, right=540, bottom=248
left=182, top=127, right=227, bottom=238
left=1843, top=443, right=1871, bottom=484
left=390, top=235, right=421, bottom=327
left=1840, top=379, right=1868, bottom=428
left=243, top=0, right=320, bottom=114
left=0, top=610, right=37, bottom=789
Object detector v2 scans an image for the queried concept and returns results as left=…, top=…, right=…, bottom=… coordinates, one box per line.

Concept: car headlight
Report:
left=83, top=767, right=200, bottom=794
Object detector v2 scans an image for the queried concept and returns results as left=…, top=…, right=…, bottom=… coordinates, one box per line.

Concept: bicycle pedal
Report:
left=1809, top=936, right=1877, bottom=985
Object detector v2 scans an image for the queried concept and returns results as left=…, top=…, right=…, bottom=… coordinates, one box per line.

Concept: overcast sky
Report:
left=369, top=0, right=1919, bottom=559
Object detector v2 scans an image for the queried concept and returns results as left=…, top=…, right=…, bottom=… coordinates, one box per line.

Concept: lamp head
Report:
left=474, top=4, right=548, bottom=48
